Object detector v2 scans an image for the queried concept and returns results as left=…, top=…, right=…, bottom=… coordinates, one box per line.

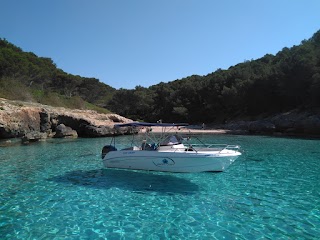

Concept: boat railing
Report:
left=184, top=144, right=241, bottom=153
left=154, top=142, right=241, bottom=154
left=224, top=145, right=241, bottom=150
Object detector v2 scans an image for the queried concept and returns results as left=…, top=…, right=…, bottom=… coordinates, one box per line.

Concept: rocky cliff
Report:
left=0, top=98, right=132, bottom=140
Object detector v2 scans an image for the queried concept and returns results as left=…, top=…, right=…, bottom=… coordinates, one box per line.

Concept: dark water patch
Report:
left=48, top=169, right=199, bottom=195
left=44, top=138, right=80, bottom=145
left=244, top=157, right=264, bottom=162
left=77, top=153, right=96, bottom=158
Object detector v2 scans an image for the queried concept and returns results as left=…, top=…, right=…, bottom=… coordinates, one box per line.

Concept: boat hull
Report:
left=103, top=150, right=241, bottom=173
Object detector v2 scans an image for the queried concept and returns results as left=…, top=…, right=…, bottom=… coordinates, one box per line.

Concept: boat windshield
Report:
left=160, top=134, right=183, bottom=146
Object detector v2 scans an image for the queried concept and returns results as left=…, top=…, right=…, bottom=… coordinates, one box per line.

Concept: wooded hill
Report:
left=1, top=30, right=320, bottom=123
left=0, top=39, right=115, bottom=113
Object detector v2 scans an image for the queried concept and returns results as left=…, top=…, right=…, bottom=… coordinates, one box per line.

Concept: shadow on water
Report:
left=48, top=169, right=199, bottom=195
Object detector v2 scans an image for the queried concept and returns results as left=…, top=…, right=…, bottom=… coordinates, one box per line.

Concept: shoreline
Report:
left=1, top=97, right=320, bottom=140
left=1, top=127, right=319, bottom=147
left=141, top=126, right=229, bottom=134
left=139, top=126, right=320, bottom=139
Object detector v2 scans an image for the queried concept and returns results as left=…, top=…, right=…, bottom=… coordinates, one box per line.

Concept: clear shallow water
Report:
left=0, top=135, right=319, bottom=239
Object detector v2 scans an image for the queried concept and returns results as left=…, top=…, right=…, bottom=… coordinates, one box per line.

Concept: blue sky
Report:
left=1, top=0, right=320, bottom=89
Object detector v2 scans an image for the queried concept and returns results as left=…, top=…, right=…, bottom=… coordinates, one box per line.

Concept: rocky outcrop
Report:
left=0, top=107, right=41, bottom=138
left=82, top=125, right=114, bottom=137
left=224, top=109, right=320, bottom=136
left=54, top=124, right=78, bottom=138
left=0, top=98, right=132, bottom=139
left=270, top=110, right=320, bottom=135
left=39, top=110, right=51, bottom=133
left=21, top=131, right=47, bottom=144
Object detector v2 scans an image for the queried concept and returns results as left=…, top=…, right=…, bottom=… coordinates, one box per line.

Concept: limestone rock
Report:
left=21, top=131, right=47, bottom=144
left=40, top=110, right=51, bottom=133
left=83, top=125, right=114, bottom=137
left=0, top=98, right=132, bottom=139
left=54, top=124, right=78, bottom=138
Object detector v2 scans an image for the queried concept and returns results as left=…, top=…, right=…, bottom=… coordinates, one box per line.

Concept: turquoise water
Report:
left=0, top=135, right=319, bottom=239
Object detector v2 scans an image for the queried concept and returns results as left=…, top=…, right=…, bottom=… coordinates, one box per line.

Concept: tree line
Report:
left=1, top=30, right=320, bottom=123
left=108, top=30, right=320, bottom=123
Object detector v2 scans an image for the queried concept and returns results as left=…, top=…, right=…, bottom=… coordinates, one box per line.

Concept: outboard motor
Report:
left=101, top=145, right=117, bottom=159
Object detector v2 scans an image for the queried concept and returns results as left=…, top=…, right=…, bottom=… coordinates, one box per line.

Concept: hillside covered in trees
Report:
left=0, top=39, right=115, bottom=112
left=1, top=30, right=320, bottom=124
left=108, top=30, right=320, bottom=123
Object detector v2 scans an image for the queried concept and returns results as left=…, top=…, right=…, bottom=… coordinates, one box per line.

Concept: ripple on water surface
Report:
left=0, top=136, right=319, bottom=239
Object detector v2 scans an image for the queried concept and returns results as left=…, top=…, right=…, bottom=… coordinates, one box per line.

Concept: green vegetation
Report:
left=0, top=39, right=115, bottom=113
left=107, top=30, right=320, bottom=123
left=1, top=30, right=320, bottom=122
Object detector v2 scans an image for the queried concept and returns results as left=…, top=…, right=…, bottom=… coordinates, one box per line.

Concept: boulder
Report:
left=21, top=131, right=47, bottom=144
left=54, top=124, right=78, bottom=138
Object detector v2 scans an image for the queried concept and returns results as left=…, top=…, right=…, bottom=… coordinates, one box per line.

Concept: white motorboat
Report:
left=101, top=122, right=241, bottom=173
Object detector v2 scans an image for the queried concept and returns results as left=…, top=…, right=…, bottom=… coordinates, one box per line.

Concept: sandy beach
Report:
left=139, top=126, right=229, bottom=134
